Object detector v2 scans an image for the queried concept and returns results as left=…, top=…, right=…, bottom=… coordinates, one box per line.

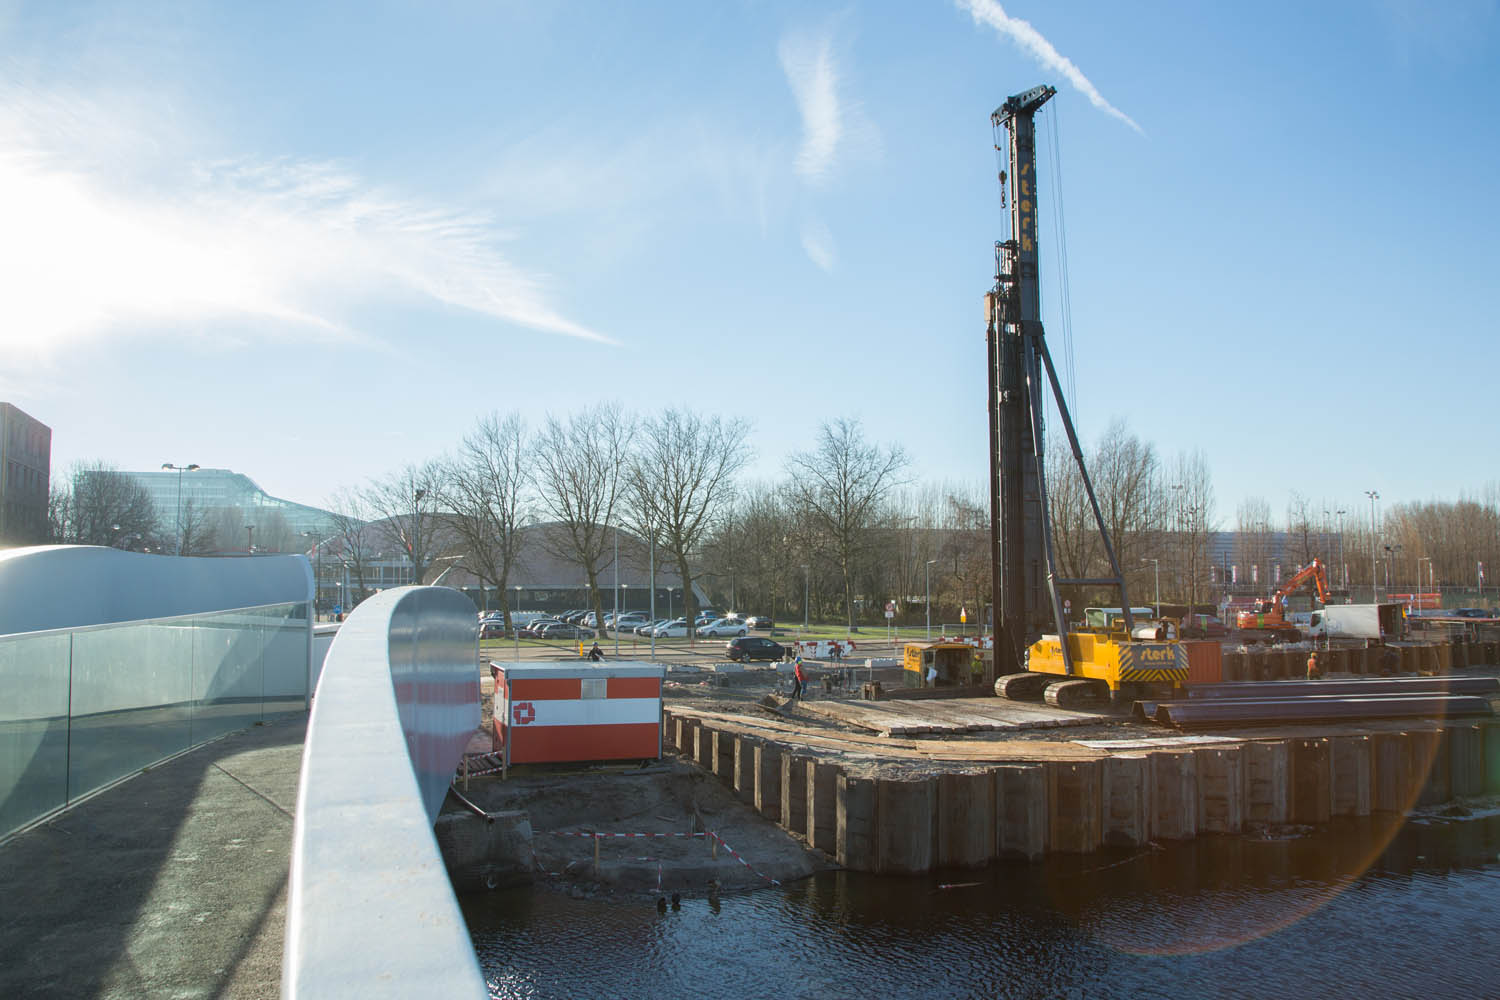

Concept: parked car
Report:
left=479, top=621, right=510, bottom=640
left=537, top=622, right=594, bottom=640
left=726, top=636, right=786, bottom=662
left=650, top=618, right=691, bottom=638
left=610, top=613, right=652, bottom=634
left=744, top=616, right=775, bottom=630
left=520, top=618, right=564, bottom=638
left=1181, top=614, right=1229, bottom=639
left=699, top=618, right=749, bottom=637
left=636, top=618, right=670, bottom=636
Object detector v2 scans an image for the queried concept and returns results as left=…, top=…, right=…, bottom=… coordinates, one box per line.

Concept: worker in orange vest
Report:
left=791, top=656, right=806, bottom=701
left=1306, top=651, right=1321, bottom=681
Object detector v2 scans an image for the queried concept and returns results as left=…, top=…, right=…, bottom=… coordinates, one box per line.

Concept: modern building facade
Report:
left=125, top=467, right=338, bottom=538
left=0, top=403, right=51, bottom=546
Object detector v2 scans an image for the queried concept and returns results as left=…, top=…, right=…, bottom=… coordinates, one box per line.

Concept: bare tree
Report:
left=1048, top=420, right=1164, bottom=609
left=785, top=418, right=909, bottom=629
left=177, top=499, right=216, bottom=555
left=625, top=408, right=750, bottom=637
left=327, top=487, right=377, bottom=606
left=1235, top=497, right=1275, bottom=595
left=364, top=462, right=445, bottom=586
left=703, top=482, right=800, bottom=622
left=533, top=404, right=630, bottom=631
left=937, top=490, right=990, bottom=630
left=1285, top=491, right=1319, bottom=566
left=1167, top=449, right=1216, bottom=611
left=438, top=412, right=532, bottom=632
left=50, top=463, right=161, bottom=548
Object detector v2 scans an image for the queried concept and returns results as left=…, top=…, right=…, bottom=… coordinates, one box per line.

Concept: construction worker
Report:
left=791, top=655, right=806, bottom=700
left=1306, top=651, right=1321, bottom=681
left=588, top=642, right=604, bottom=662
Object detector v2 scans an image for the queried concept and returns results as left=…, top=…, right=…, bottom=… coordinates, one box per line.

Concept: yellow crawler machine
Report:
left=1013, top=627, right=1188, bottom=707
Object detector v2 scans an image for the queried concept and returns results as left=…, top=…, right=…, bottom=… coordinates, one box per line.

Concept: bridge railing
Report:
left=0, top=546, right=313, bottom=840
left=283, top=585, right=486, bottom=999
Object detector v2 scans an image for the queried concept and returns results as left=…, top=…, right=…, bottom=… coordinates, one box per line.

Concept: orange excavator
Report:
left=1235, top=557, right=1332, bottom=643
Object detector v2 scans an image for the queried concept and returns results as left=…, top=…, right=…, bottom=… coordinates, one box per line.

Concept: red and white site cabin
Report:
left=490, top=661, right=665, bottom=766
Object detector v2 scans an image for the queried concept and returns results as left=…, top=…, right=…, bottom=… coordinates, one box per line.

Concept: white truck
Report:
left=1302, top=603, right=1407, bottom=641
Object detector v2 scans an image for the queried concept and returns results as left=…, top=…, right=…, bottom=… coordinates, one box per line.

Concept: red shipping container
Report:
left=491, top=662, right=664, bottom=766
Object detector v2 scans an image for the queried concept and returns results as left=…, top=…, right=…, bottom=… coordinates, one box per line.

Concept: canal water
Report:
left=464, top=807, right=1500, bottom=999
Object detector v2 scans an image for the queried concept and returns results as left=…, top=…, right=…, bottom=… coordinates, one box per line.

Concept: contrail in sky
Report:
left=956, top=0, right=1142, bottom=133
left=779, top=29, right=843, bottom=184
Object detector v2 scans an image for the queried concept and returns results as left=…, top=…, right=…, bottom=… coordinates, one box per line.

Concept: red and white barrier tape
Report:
left=531, top=828, right=780, bottom=888
left=707, top=831, right=781, bottom=886
left=545, top=830, right=706, bottom=839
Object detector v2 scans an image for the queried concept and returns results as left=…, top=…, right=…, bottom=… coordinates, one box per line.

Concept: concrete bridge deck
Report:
left=0, top=716, right=305, bottom=999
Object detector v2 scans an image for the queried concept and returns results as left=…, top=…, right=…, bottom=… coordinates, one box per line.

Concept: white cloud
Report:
left=956, top=0, right=1142, bottom=133
left=779, top=30, right=844, bottom=184
left=0, top=87, right=608, bottom=361
left=800, top=220, right=836, bottom=272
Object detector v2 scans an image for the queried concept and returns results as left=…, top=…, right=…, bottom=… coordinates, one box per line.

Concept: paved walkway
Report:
left=0, top=716, right=306, bottom=999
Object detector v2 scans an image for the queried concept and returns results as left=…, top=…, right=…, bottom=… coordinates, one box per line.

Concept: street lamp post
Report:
left=161, top=462, right=199, bottom=556
left=1142, top=558, right=1160, bottom=615
left=246, top=525, right=254, bottom=554
left=513, top=584, right=521, bottom=661
left=1364, top=490, right=1379, bottom=602
left=304, top=532, right=324, bottom=616
left=1335, top=508, right=1347, bottom=589
left=613, top=527, right=620, bottom=655
left=1418, top=556, right=1432, bottom=610
left=925, top=559, right=936, bottom=639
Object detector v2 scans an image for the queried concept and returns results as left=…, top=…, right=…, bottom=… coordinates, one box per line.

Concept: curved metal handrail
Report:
left=283, top=586, right=485, bottom=998
left=0, top=545, right=313, bottom=636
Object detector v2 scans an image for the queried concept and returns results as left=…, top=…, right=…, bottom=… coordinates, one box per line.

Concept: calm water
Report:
left=464, top=809, right=1500, bottom=1000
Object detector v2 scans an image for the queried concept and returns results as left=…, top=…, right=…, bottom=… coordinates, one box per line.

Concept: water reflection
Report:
left=465, top=811, right=1500, bottom=1000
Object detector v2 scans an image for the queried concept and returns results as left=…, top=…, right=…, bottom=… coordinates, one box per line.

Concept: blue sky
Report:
left=3, top=0, right=1497, bottom=526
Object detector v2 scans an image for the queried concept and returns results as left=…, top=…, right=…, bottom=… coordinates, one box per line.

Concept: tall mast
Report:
left=988, top=85, right=1135, bottom=676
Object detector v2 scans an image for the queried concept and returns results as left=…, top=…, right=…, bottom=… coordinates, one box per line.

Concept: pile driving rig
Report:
left=986, top=85, right=1186, bottom=707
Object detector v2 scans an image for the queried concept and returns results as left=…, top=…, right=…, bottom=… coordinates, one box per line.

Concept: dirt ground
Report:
left=463, top=759, right=828, bottom=899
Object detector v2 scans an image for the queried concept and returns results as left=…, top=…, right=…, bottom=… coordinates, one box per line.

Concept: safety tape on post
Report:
left=707, top=831, right=781, bottom=886
left=529, top=829, right=780, bottom=888
left=458, top=752, right=507, bottom=779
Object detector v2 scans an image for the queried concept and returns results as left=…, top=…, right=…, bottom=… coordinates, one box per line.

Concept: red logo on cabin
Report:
left=511, top=702, right=536, bottom=726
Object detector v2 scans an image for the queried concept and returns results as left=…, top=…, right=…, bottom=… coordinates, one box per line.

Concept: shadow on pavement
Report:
left=0, top=715, right=306, bottom=999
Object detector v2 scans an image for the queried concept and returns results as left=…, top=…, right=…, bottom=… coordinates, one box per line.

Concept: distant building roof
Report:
left=123, top=467, right=338, bottom=535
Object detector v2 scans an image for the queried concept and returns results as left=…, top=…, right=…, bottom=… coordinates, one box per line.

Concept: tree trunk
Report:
left=675, top=552, right=696, bottom=640
left=585, top=564, right=603, bottom=639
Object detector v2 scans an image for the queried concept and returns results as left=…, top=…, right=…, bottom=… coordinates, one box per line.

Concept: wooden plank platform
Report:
left=668, top=707, right=1102, bottom=762
left=795, top=696, right=1101, bottom=737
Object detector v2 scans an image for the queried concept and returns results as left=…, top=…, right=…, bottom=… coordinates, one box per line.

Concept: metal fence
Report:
left=283, top=585, right=485, bottom=999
